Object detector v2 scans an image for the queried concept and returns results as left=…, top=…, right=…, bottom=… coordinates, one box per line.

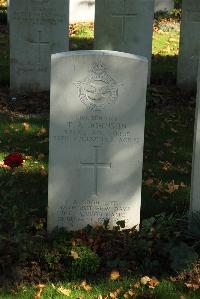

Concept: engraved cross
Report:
left=80, top=146, right=111, bottom=196
left=111, top=0, right=137, bottom=42
left=30, top=30, right=49, bottom=64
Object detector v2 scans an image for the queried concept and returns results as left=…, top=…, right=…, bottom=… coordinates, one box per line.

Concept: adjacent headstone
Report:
left=154, top=0, right=173, bottom=12
left=10, top=0, right=69, bottom=93
left=70, top=0, right=95, bottom=23
left=68, top=0, right=173, bottom=24
left=190, top=62, right=200, bottom=219
left=94, top=0, right=154, bottom=79
left=48, top=50, right=148, bottom=232
left=177, top=0, right=200, bottom=90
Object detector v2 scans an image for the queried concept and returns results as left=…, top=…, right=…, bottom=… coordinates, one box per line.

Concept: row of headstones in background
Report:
left=10, top=0, right=154, bottom=93
left=94, top=0, right=154, bottom=81
left=10, top=0, right=69, bottom=93
left=9, top=0, right=200, bottom=93
left=7, top=0, right=173, bottom=24
left=177, top=0, right=200, bottom=90
left=48, top=50, right=148, bottom=231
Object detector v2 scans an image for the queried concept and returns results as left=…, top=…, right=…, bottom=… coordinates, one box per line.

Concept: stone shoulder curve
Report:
left=51, top=50, right=148, bottom=64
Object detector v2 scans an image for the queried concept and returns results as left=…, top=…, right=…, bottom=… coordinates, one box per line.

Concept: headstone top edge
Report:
left=51, top=50, right=148, bottom=63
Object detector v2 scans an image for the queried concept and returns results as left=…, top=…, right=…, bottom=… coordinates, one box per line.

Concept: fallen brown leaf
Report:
left=140, top=276, right=151, bottom=285
left=37, top=127, right=47, bottom=136
left=148, top=277, right=159, bottom=289
left=110, top=288, right=122, bottom=298
left=57, top=286, right=72, bottom=296
left=22, top=122, right=30, bottom=131
left=185, top=283, right=200, bottom=290
left=0, top=161, right=10, bottom=169
left=34, top=284, right=45, bottom=299
left=110, top=270, right=120, bottom=281
left=25, top=155, right=33, bottom=160
left=165, top=180, right=179, bottom=194
left=71, top=250, right=79, bottom=260
left=39, top=165, right=48, bottom=176
left=133, top=282, right=140, bottom=289
left=124, top=289, right=136, bottom=298
left=144, top=178, right=154, bottom=186
left=80, top=280, right=92, bottom=291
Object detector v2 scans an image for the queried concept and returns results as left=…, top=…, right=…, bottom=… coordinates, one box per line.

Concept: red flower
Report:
left=4, top=152, right=23, bottom=168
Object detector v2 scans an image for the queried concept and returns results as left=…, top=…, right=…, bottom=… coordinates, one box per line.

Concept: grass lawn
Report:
left=1, top=279, right=200, bottom=299
left=1, top=19, right=200, bottom=299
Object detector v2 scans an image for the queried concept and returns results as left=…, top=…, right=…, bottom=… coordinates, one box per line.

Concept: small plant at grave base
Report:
left=3, top=152, right=24, bottom=168
left=42, top=229, right=101, bottom=279
left=136, top=213, right=198, bottom=274
left=68, top=244, right=101, bottom=278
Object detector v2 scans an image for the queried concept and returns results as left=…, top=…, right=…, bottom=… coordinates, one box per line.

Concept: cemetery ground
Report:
left=1, top=18, right=200, bottom=299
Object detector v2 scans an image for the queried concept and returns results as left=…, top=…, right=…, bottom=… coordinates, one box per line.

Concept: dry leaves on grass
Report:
left=0, top=161, right=9, bottom=169
left=185, top=283, right=200, bottom=290
left=57, top=286, right=72, bottom=296
left=51, top=284, right=72, bottom=297
left=110, top=270, right=120, bottom=281
left=123, top=289, right=136, bottom=298
left=165, top=180, right=179, bottom=194
left=97, top=295, right=109, bottom=299
left=37, top=127, right=47, bottom=136
left=34, top=284, right=45, bottom=299
left=140, top=276, right=159, bottom=289
left=39, top=165, right=48, bottom=176
left=80, top=280, right=92, bottom=292
left=110, top=287, right=122, bottom=298
left=22, top=122, right=30, bottom=131
left=71, top=249, right=79, bottom=260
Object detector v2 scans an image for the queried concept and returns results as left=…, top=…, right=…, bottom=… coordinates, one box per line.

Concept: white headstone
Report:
left=154, top=0, right=173, bottom=12
left=177, top=0, right=200, bottom=90
left=190, top=63, right=200, bottom=215
left=48, top=50, right=148, bottom=232
left=10, top=0, right=69, bottom=93
left=70, top=0, right=95, bottom=23
left=68, top=0, right=172, bottom=24
left=94, top=0, right=154, bottom=80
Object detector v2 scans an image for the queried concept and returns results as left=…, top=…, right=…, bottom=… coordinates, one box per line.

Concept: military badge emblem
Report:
left=75, top=61, right=118, bottom=111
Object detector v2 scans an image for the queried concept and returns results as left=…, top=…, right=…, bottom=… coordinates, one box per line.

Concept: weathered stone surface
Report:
left=177, top=0, right=200, bottom=90
left=94, top=0, right=154, bottom=78
left=48, top=50, right=148, bottom=232
left=10, top=0, right=69, bottom=93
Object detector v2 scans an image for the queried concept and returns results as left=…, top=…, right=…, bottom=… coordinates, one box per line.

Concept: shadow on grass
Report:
left=0, top=112, right=49, bottom=159
left=70, top=37, right=93, bottom=51
left=151, top=54, right=178, bottom=85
